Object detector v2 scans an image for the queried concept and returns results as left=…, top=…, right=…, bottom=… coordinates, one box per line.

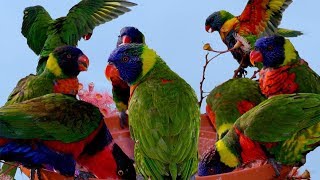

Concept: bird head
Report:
left=198, top=146, right=235, bottom=176
left=46, top=46, right=89, bottom=77
left=250, top=35, right=299, bottom=68
left=106, top=44, right=157, bottom=85
left=111, top=143, right=136, bottom=179
left=205, top=10, right=234, bottom=33
left=116, top=26, right=145, bottom=46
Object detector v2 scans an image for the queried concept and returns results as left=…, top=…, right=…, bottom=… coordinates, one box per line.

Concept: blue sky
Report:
left=0, top=0, right=319, bottom=179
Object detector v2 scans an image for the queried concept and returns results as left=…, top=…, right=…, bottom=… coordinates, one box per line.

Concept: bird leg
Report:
left=250, top=70, right=260, bottom=80
left=37, top=168, right=42, bottom=180
left=233, top=57, right=247, bottom=78
left=119, top=111, right=129, bottom=129
left=30, top=168, right=36, bottom=180
left=268, top=158, right=281, bottom=177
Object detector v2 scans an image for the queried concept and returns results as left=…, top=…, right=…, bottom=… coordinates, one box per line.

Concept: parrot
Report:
left=106, top=44, right=200, bottom=179
left=0, top=93, right=136, bottom=179
left=206, top=78, right=266, bottom=139
left=205, top=0, right=302, bottom=78
left=5, top=46, right=89, bottom=106
left=198, top=93, right=320, bottom=176
left=22, top=0, right=137, bottom=74
left=250, top=35, right=320, bottom=98
left=106, top=26, right=145, bottom=128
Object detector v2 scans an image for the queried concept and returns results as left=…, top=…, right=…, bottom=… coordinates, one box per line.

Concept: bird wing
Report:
left=21, top=6, right=53, bottom=55
left=237, top=0, right=292, bottom=36
left=58, top=0, right=137, bottom=46
left=236, top=93, right=320, bottom=142
left=0, top=94, right=102, bottom=143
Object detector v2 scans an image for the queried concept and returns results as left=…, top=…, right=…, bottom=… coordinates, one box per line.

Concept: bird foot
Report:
left=233, top=67, right=247, bottom=78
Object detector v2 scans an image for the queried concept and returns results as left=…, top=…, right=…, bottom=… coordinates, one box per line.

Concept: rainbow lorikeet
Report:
left=106, top=44, right=200, bottom=179
left=199, top=93, right=320, bottom=176
left=206, top=78, right=266, bottom=139
left=106, top=26, right=145, bottom=128
left=0, top=93, right=136, bottom=179
left=22, top=0, right=136, bottom=74
left=250, top=35, right=320, bottom=98
left=5, top=46, right=89, bottom=106
left=205, top=0, right=302, bottom=77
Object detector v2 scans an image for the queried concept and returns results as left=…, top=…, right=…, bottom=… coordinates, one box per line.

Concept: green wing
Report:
left=58, top=0, right=136, bottom=46
left=21, top=6, right=53, bottom=55
left=277, top=28, right=303, bottom=37
left=5, top=74, right=53, bottom=106
left=206, top=78, right=266, bottom=139
left=0, top=93, right=102, bottom=143
left=236, top=93, right=320, bottom=142
left=291, top=64, right=320, bottom=94
left=129, top=60, right=200, bottom=179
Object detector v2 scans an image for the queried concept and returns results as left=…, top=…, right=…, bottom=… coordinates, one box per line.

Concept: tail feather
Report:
left=277, top=28, right=303, bottom=37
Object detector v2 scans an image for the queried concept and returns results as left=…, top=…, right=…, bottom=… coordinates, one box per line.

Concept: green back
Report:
left=220, top=93, right=320, bottom=166
left=206, top=78, right=266, bottom=138
left=129, top=58, right=200, bottom=179
left=0, top=93, right=102, bottom=143
left=290, top=64, right=320, bottom=94
left=5, top=74, right=54, bottom=106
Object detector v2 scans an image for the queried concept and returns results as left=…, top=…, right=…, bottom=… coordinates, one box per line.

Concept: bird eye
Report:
left=122, top=56, right=129, bottom=63
left=67, top=54, right=72, bottom=58
left=117, top=170, right=124, bottom=176
left=267, top=46, right=273, bottom=51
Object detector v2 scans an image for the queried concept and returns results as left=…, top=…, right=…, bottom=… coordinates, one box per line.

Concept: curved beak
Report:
left=250, top=50, right=263, bottom=66
left=78, top=55, right=89, bottom=71
left=122, top=35, right=132, bottom=44
left=82, top=32, right=92, bottom=41
left=105, top=63, right=120, bottom=81
left=205, top=25, right=213, bottom=33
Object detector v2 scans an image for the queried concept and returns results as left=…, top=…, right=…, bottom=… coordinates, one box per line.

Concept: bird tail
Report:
left=277, top=28, right=303, bottom=37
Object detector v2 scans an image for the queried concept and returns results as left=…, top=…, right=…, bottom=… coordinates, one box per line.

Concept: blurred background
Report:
left=0, top=0, right=319, bottom=179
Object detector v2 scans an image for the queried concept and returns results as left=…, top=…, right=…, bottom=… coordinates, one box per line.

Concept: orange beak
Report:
left=250, top=50, right=263, bottom=66
left=78, top=55, right=89, bottom=71
left=105, top=64, right=120, bottom=81
left=122, top=35, right=132, bottom=44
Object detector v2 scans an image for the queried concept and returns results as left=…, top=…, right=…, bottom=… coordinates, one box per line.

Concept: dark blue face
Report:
left=54, top=46, right=85, bottom=77
left=205, top=11, right=232, bottom=32
left=198, top=146, right=234, bottom=176
left=108, top=44, right=143, bottom=84
left=116, top=27, right=145, bottom=46
left=254, top=35, right=285, bottom=68
left=53, top=46, right=83, bottom=76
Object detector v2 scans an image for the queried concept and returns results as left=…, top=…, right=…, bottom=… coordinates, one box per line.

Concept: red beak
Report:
left=105, top=64, right=120, bottom=81
left=83, top=33, right=92, bottom=40
left=250, top=50, right=263, bottom=66
left=205, top=25, right=213, bottom=33
left=78, top=55, right=89, bottom=71
left=122, top=35, right=132, bottom=44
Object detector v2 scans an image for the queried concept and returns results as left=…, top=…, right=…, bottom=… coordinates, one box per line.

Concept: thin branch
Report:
left=198, top=51, right=223, bottom=107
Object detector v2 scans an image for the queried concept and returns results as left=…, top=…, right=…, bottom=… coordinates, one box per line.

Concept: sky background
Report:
left=0, top=0, right=319, bottom=179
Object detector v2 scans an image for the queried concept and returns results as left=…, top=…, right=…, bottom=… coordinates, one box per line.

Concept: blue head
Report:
left=198, top=146, right=234, bottom=176
left=107, top=44, right=157, bottom=85
left=205, top=10, right=234, bottom=33
left=116, top=27, right=145, bottom=46
left=48, top=46, right=89, bottom=77
left=250, top=35, right=294, bottom=67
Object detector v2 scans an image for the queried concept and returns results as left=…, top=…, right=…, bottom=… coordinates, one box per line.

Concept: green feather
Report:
left=277, top=28, right=303, bottom=37
left=22, top=0, right=137, bottom=74
left=129, top=48, right=200, bottom=179
left=206, top=78, right=266, bottom=139
left=0, top=93, right=102, bottom=143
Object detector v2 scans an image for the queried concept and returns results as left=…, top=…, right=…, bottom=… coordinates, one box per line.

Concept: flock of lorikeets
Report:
left=0, top=0, right=319, bottom=179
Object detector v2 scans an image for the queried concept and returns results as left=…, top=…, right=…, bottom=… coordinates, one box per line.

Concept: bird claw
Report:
left=268, top=158, right=282, bottom=177
left=119, top=111, right=129, bottom=129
